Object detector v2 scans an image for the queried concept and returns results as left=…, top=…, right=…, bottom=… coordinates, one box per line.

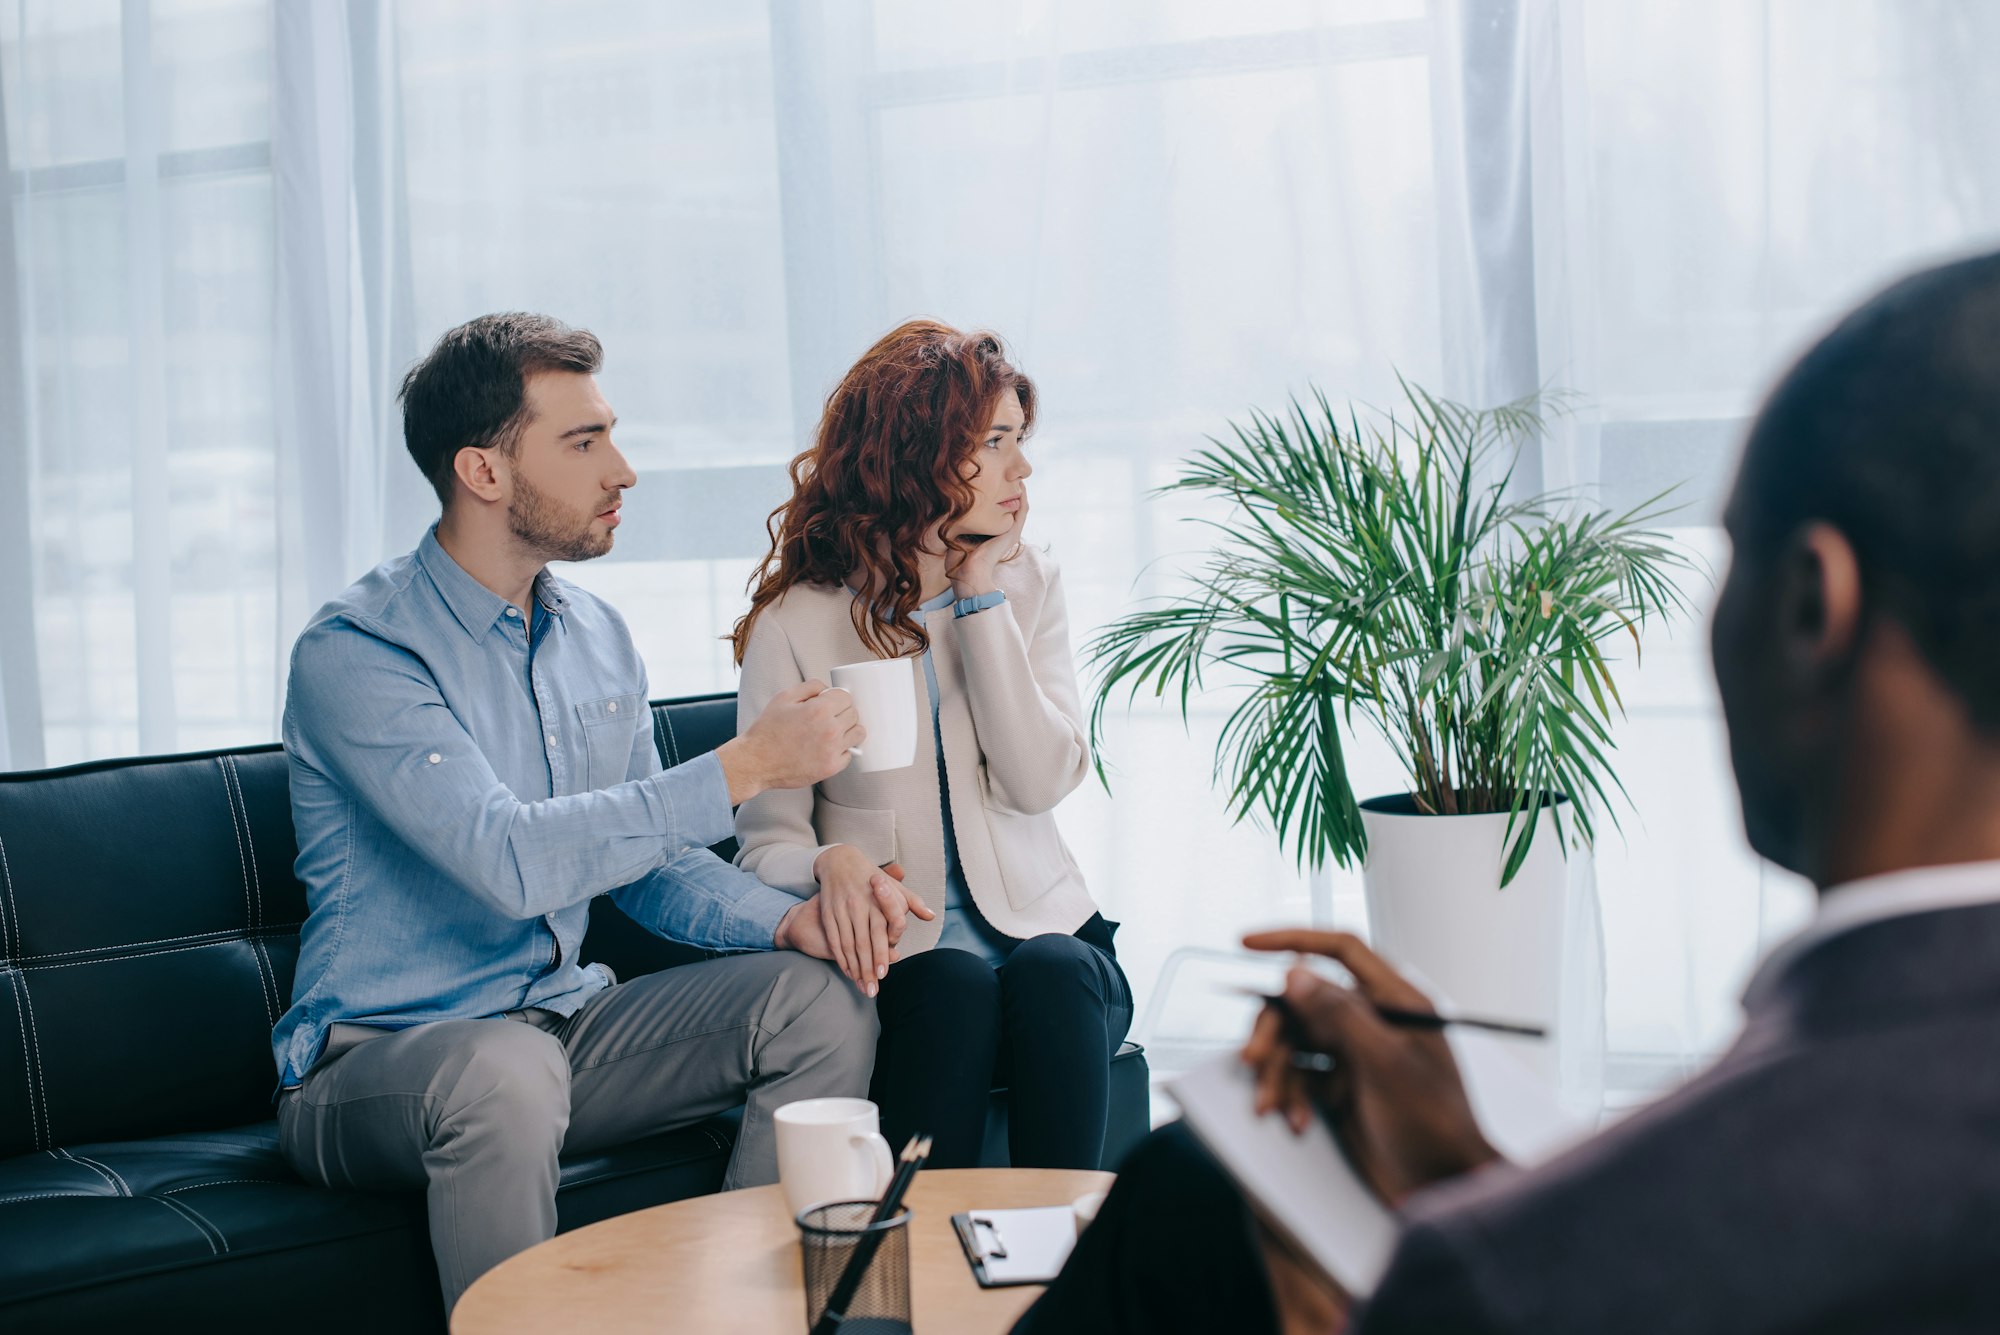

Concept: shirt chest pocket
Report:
left=576, top=692, right=645, bottom=791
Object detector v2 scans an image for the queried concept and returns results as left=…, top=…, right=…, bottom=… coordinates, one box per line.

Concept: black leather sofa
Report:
left=0, top=692, right=1149, bottom=1332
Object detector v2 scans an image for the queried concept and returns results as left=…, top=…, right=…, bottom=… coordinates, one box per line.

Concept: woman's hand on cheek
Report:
left=948, top=493, right=1028, bottom=599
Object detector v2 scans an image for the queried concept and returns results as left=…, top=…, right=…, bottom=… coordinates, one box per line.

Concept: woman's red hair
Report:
left=732, top=320, right=1036, bottom=664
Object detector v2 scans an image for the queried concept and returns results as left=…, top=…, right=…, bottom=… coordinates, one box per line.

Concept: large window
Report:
left=7, top=0, right=1999, bottom=1096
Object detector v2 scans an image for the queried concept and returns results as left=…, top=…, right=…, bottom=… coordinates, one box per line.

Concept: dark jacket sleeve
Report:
left=1351, top=1217, right=1513, bottom=1335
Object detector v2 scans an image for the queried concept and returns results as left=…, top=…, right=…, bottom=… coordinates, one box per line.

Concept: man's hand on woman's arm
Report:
left=809, top=849, right=936, bottom=996
left=772, top=856, right=935, bottom=996
left=1240, top=929, right=1503, bottom=1207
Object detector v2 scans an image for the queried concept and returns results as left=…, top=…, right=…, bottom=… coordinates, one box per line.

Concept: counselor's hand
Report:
left=811, top=848, right=937, bottom=996
left=717, top=679, right=863, bottom=804
left=1239, top=929, right=1502, bottom=1207
left=947, top=489, right=1028, bottom=599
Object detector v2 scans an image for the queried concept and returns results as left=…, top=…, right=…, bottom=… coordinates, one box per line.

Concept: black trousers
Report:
left=868, top=917, right=1133, bottom=1169
left=1011, top=1122, right=1279, bottom=1335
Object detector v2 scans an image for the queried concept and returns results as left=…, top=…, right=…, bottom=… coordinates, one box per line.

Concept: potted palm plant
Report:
left=1087, top=381, right=1692, bottom=1078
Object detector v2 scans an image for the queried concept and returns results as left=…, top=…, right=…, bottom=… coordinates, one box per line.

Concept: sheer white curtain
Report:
left=6, top=0, right=2000, bottom=1092
left=1526, top=0, right=2000, bottom=1090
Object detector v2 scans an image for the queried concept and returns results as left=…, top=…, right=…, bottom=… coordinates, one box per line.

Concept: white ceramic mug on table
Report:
left=827, top=658, right=918, bottom=773
left=773, top=1096, right=896, bottom=1216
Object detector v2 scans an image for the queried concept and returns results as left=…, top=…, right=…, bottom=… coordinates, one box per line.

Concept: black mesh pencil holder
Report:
left=797, top=1201, right=914, bottom=1334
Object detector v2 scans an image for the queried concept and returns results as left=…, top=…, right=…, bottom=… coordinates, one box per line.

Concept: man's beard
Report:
left=509, top=472, right=613, bottom=563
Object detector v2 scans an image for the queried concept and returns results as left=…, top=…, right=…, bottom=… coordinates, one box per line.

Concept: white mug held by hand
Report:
left=774, top=1097, right=897, bottom=1215
left=827, top=658, right=918, bottom=773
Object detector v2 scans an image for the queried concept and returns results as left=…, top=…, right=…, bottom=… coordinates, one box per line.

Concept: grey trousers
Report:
left=276, top=952, right=876, bottom=1313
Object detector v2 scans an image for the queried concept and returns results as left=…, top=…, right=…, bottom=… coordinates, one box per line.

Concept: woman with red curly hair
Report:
left=730, top=319, right=1131, bottom=1169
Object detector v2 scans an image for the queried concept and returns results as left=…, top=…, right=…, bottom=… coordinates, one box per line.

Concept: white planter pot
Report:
left=1358, top=795, right=1582, bottom=1088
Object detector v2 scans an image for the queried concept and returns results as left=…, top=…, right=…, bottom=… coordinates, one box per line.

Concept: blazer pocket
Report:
left=813, top=795, right=898, bottom=867
left=577, top=692, right=644, bottom=791
left=981, top=791, right=1084, bottom=912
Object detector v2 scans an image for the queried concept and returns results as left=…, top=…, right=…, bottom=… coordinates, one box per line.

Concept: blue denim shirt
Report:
left=271, top=527, right=797, bottom=1086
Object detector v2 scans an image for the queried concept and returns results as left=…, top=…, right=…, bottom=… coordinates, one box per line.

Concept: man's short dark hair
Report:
left=1738, top=249, right=2000, bottom=727
left=399, top=312, right=603, bottom=504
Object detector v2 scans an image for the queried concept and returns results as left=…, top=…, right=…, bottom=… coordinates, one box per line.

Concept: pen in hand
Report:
left=1233, top=985, right=1547, bottom=1072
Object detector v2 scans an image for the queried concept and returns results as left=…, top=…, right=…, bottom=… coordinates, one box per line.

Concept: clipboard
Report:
left=951, top=1206, right=1078, bottom=1287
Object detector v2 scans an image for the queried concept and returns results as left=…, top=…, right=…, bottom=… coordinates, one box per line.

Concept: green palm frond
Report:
left=1085, top=380, right=1696, bottom=885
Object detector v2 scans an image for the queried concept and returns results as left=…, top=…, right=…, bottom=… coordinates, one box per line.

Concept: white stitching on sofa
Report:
left=22, top=939, right=235, bottom=971
left=217, top=758, right=253, bottom=937
left=223, top=758, right=286, bottom=1025
left=253, top=937, right=281, bottom=1028
left=14, top=970, right=51, bottom=1152
left=0, top=1190, right=105, bottom=1204
left=170, top=1194, right=232, bottom=1252
left=0, top=830, right=13, bottom=958
left=0, top=829, right=20, bottom=961
left=661, top=709, right=682, bottom=766
left=62, top=1148, right=133, bottom=1196
left=225, top=757, right=267, bottom=928
left=219, top=761, right=271, bottom=1024
left=217, top=759, right=277, bottom=1026
left=6, top=969, right=41, bottom=1149
left=154, top=1195, right=225, bottom=1254
left=160, top=1178, right=285, bottom=1194
left=53, top=1147, right=122, bottom=1194
left=13, top=924, right=308, bottom=964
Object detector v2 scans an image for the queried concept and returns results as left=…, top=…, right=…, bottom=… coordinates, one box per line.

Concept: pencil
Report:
left=1233, top=985, right=1548, bottom=1040
left=809, top=1133, right=931, bottom=1335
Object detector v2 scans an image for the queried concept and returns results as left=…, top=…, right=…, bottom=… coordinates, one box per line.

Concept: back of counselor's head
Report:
left=1735, top=249, right=2000, bottom=730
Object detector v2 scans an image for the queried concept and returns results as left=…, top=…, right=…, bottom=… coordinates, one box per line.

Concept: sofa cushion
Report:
left=0, top=1122, right=432, bottom=1327
left=0, top=748, right=305, bottom=1158
left=0, top=1110, right=744, bottom=1328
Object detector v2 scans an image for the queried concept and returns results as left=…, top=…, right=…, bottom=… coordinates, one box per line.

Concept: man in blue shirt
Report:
left=273, top=313, right=922, bottom=1314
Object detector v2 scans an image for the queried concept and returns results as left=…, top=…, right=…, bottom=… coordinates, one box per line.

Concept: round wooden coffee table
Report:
left=452, top=1167, right=1112, bottom=1335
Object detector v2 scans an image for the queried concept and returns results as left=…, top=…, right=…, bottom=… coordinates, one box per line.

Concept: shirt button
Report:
left=428, top=753, right=441, bottom=764
left=607, top=701, right=618, bottom=713
left=547, top=734, right=558, bottom=747
left=505, top=607, right=520, bottom=618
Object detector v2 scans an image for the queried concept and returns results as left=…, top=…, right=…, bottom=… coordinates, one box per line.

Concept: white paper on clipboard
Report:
left=953, top=1206, right=1079, bottom=1285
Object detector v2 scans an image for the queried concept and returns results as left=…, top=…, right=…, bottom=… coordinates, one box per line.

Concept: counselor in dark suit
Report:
left=1017, top=250, right=2000, bottom=1335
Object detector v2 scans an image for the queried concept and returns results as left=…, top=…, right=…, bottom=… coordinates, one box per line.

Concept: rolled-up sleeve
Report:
left=611, top=848, right=795, bottom=950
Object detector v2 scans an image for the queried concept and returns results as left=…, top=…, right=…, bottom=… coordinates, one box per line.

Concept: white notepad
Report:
left=951, top=1206, right=1079, bottom=1286
left=1171, top=1055, right=1400, bottom=1296
left=1170, top=1032, right=1585, bottom=1297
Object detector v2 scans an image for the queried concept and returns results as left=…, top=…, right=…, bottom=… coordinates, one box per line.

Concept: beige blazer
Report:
left=733, top=545, right=1100, bottom=953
